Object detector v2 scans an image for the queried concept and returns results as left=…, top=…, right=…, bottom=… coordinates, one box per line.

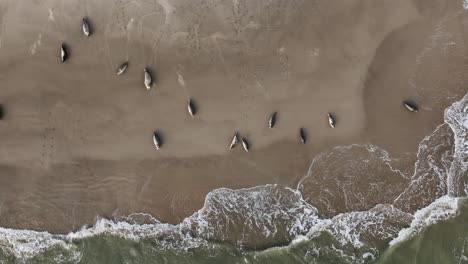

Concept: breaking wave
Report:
left=0, top=93, right=466, bottom=263
left=182, top=185, right=318, bottom=249
left=389, top=195, right=460, bottom=246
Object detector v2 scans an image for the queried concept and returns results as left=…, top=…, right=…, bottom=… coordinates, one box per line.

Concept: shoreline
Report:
left=0, top=0, right=467, bottom=236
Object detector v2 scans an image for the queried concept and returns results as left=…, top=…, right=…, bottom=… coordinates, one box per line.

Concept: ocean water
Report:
left=0, top=93, right=466, bottom=263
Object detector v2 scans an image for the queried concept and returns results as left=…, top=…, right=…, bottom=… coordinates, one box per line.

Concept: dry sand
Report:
left=0, top=0, right=467, bottom=232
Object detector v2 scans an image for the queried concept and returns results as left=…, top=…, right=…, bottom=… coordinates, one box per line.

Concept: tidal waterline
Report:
left=1, top=200, right=466, bottom=264
left=0, top=0, right=467, bottom=263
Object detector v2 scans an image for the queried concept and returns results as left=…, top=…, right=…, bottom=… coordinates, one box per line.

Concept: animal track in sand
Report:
left=229, top=0, right=248, bottom=36
left=40, top=102, right=78, bottom=168
left=0, top=5, right=9, bottom=49
left=40, top=111, right=56, bottom=169
left=278, top=48, right=291, bottom=79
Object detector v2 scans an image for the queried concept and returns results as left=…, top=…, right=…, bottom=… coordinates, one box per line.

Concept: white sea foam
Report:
left=29, top=34, right=42, bottom=55
left=0, top=228, right=66, bottom=260
left=393, top=123, right=454, bottom=211
left=290, top=235, right=308, bottom=245
left=297, top=143, right=408, bottom=216
left=0, top=94, right=466, bottom=261
left=307, top=204, right=412, bottom=249
left=389, top=195, right=460, bottom=246
left=0, top=217, right=209, bottom=260
left=182, top=185, right=319, bottom=247
left=177, top=70, right=186, bottom=88
left=288, top=204, right=411, bottom=264
left=445, top=93, right=468, bottom=197
left=0, top=185, right=315, bottom=259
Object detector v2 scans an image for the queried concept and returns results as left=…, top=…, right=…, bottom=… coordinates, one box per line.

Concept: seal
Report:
left=153, top=131, right=161, bottom=150
left=144, top=68, right=152, bottom=90
left=230, top=132, right=239, bottom=150
left=188, top=99, right=196, bottom=116
left=300, top=128, right=306, bottom=144
left=116, top=62, right=128, bottom=76
left=61, top=43, right=68, bottom=62
left=328, top=113, right=336, bottom=128
left=268, top=112, right=277, bottom=128
left=403, top=101, right=419, bottom=112
left=241, top=137, right=250, bottom=152
left=82, top=18, right=91, bottom=36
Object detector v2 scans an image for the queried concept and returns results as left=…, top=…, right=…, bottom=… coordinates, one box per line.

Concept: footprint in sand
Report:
left=40, top=102, right=75, bottom=168
left=278, top=47, right=291, bottom=79
left=0, top=5, right=9, bottom=49
left=40, top=111, right=56, bottom=169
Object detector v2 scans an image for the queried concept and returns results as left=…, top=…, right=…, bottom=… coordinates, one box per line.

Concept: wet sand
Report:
left=0, top=0, right=467, bottom=233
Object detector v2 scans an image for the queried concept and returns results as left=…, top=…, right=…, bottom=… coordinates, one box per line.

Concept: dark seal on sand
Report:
left=153, top=131, right=162, bottom=150
left=61, top=43, right=68, bottom=62
left=116, top=62, right=128, bottom=76
left=403, top=100, right=419, bottom=112
left=188, top=98, right=196, bottom=117
left=268, top=112, right=277, bottom=128
left=144, top=68, right=153, bottom=90
left=230, top=132, right=239, bottom=150
left=328, top=113, right=336, bottom=128
left=241, top=137, right=250, bottom=152
left=299, top=128, right=306, bottom=144
left=82, top=18, right=91, bottom=36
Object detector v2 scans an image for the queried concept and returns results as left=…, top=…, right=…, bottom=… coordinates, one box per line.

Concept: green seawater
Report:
left=1, top=202, right=466, bottom=264
left=375, top=201, right=468, bottom=264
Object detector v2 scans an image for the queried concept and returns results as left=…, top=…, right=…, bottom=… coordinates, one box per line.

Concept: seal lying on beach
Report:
left=300, top=128, right=306, bottom=144
left=328, top=113, right=336, bottom=128
left=230, top=132, right=239, bottom=150
left=61, top=43, right=68, bottom=62
left=116, top=62, right=128, bottom=76
left=403, top=101, right=419, bottom=112
left=188, top=99, right=196, bottom=116
left=268, top=112, right=277, bottom=128
left=144, top=68, right=152, bottom=90
left=82, top=18, right=91, bottom=36
left=153, top=131, right=161, bottom=150
left=242, top=137, right=250, bottom=152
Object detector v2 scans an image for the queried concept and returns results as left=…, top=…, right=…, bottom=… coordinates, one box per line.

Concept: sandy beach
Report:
left=0, top=0, right=467, bottom=234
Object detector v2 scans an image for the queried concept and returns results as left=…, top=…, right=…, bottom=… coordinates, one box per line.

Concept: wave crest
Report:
left=445, top=93, right=468, bottom=197
left=0, top=93, right=466, bottom=262
left=182, top=185, right=318, bottom=249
